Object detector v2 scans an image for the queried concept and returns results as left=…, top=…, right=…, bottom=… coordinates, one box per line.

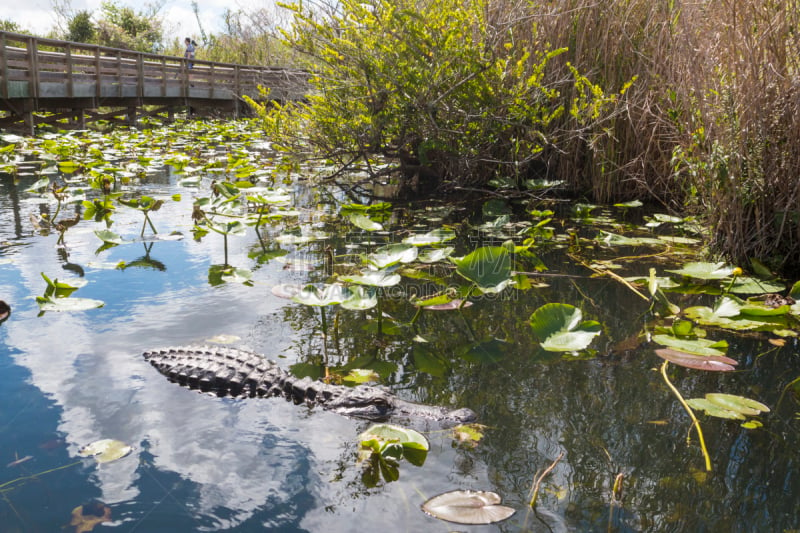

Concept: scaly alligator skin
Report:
left=143, top=346, right=476, bottom=423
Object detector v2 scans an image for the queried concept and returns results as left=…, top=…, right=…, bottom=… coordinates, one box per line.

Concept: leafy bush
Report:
left=261, top=0, right=626, bottom=194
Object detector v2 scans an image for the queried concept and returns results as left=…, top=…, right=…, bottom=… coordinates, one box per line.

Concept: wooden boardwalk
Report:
left=0, top=31, right=308, bottom=132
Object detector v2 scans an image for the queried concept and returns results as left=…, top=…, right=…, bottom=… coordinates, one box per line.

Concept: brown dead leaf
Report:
left=70, top=501, right=111, bottom=533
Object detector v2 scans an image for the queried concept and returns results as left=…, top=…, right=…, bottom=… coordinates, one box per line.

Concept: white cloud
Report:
left=0, top=0, right=257, bottom=42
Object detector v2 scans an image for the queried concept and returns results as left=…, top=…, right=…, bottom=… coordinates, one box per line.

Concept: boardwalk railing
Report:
left=0, top=31, right=308, bottom=131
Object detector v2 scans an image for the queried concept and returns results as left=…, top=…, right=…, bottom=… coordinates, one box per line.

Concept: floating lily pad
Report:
left=93, top=229, right=125, bottom=244
left=666, top=262, right=736, bottom=280
left=340, top=269, right=402, bottom=287
left=417, top=246, right=454, bottom=263
left=342, top=368, right=380, bottom=384
left=530, top=303, right=602, bottom=352
left=423, top=299, right=472, bottom=311
left=275, top=230, right=329, bottom=244
left=349, top=213, right=383, bottom=231
left=452, top=246, right=512, bottom=293
left=704, top=393, right=770, bottom=416
left=36, top=295, right=105, bottom=312
left=271, top=283, right=302, bottom=299
left=359, top=423, right=429, bottom=467
left=367, top=243, right=418, bottom=268
left=403, top=228, right=456, bottom=246
left=651, top=335, right=728, bottom=357
left=421, top=490, right=515, bottom=525
left=654, top=348, right=738, bottom=371
left=78, top=439, right=132, bottom=463
left=596, top=231, right=664, bottom=246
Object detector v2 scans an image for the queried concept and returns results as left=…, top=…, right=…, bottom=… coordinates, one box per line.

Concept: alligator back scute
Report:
left=143, top=346, right=283, bottom=398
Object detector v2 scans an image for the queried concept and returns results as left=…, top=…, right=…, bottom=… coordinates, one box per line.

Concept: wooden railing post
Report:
left=0, top=32, right=7, bottom=100
left=94, top=46, right=101, bottom=99
left=65, top=43, right=73, bottom=98
left=27, top=35, right=39, bottom=99
left=137, top=53, right=144, bottom=100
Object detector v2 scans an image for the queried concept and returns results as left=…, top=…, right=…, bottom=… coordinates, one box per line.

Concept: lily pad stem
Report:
left=528, top=451, right=564, bottom=508
left=659, top=361, right=712, bottom=471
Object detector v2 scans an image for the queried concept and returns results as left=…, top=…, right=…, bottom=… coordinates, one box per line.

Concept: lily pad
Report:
left=530, top=303, right=602, bottom=352
left=340, top=269, right=402, bottom=287
left=78, top=439, right=132, bottom=463
left=94, top=230, right=126, bottom=244
left=36, top=295, right=105, bottom=312
left=367, top=243, right=418, bottom=268
left=686, top=398, right=744, bottom=419
left=654, top=348, right=738, bottom=371
left=704, top=393, right=770, bottom=416
left=452, top=246, right=512, bottom=293
left=403, top=228, right=456, bottom=246
left=421, top=490, right=515, bottom=525
left=651, top=335, right=728, bottom=357
left=349, top=213, right=383, bottom=231
left=666, top=262, right=736, bottom=280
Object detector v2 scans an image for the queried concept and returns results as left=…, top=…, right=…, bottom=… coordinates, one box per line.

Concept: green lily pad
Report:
left=530, top=303, right=601, bottom=352
left=596, top=231, right=664, bottom=246
left=452, top=246, right=512, bottom=293
left=367, top=243, right=418, bottom=268
left=349, top=213, right=383, bottom=231
left=418, top=246, right=454, bottom=263
left=402, top=228, right=456, bottom=246
left=686, top=398, right=745, bottom=419
left=78, top=439, right=132, bottom=463
left=340, top=270, right=402, bottom=287
left=292, top=284, right=348, bottom=306
left=705, top=393, right=770, bottom=416
left=666, top=262, right=736, bottom=280
left=651, top=335, right=728, bottom=356
left=36, top=295, right=105, bottom=312
left=728, top=277, right=785, bottom=294
left=340, top=286, right=378, bottom=310
left=94, top=229, right=126, bottom=244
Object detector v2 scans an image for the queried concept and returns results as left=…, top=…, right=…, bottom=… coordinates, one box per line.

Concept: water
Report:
left=0, top=163, right=799, bottom=532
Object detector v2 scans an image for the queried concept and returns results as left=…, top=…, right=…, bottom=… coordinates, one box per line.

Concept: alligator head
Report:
left=323, top=384, right=477, bottom=423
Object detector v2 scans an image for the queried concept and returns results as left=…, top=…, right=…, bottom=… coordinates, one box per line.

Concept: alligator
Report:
left=143, top=346, right=476, bottom=424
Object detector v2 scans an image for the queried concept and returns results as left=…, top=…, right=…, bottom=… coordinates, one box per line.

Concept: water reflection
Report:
left=0, top=166, right=799, bottom=532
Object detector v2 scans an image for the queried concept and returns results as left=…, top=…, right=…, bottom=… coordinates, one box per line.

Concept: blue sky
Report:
left=0, top=0, right=272, bottom=43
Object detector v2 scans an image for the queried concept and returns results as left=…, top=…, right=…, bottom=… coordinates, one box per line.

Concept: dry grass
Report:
left=508, top=0, right=800, bottom=272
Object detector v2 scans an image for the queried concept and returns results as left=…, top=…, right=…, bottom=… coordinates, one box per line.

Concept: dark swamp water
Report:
left=0, top=130, right=799, bottom=532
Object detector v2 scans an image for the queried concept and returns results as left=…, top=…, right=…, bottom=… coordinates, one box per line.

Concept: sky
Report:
left=0, top=0, right=272, bottom=44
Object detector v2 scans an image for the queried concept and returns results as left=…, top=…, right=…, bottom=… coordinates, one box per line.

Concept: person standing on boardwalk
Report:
left=184, top=38, right=196, bottom=68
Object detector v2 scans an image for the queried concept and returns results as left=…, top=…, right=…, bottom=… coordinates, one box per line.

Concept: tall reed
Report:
left=524, top=0, right=800, bottom=271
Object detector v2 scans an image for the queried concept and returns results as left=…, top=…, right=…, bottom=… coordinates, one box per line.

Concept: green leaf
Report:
left=94, top=229, right=125, bottom=244
left=666, top=262, right=736, bottom=280
left=36, top=295, right=104, bottom=312
left=78, top=439, right=132, bottom=463
left=367, top=243, right=418, bottom=268
left=705, top=393, right=770, bottom=415
left=651, top=334, right=728, bottom=356
left=452, top=246, right=512, bottom=293
left=686, top=398, right=745, bottom=419
left=402, top=228, right=456, bottom=246
left=529, top=303, right=602, bottom=352
left=340, top=269, right=401, bottom=287
left=349, top=213, right=383, bottom=231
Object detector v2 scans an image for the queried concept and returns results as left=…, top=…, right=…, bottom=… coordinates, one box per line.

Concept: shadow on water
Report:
left=0, top=155, right=798, bottom=532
